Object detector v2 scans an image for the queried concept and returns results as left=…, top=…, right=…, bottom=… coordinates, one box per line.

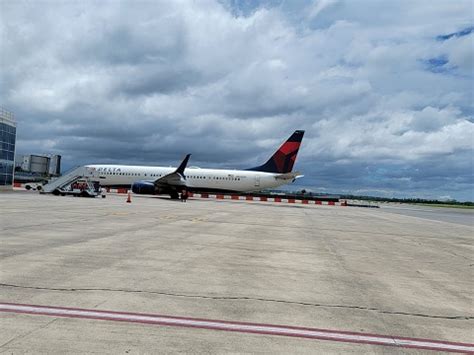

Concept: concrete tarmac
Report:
left=380, top=204, right=473, bottom=227
left=1, top=191, right=473, bottom=354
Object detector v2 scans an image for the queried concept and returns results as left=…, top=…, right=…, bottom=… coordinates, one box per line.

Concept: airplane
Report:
left=86, top=130, right=305, bottom=199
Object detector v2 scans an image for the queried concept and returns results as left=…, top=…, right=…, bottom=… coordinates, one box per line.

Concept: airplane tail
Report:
left=247, top=130, right=304, bottom=174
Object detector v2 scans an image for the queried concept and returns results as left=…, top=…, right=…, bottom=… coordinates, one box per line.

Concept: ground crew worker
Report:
left=181, top=189, right=188, bottom=202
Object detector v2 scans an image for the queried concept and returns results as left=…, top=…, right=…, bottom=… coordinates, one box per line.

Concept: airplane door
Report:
left=255, top=176, right=260, bottom=187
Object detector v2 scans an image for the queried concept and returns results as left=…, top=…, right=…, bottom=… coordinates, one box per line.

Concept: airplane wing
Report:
left=153, top=154, right=191, bottom=188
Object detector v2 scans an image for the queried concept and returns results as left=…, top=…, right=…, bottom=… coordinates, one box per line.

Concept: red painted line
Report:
left=0, top=303, right=472, bottom=353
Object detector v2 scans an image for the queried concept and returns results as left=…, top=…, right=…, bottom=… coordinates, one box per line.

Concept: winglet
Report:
left=176, top=154, right=191, bottom=175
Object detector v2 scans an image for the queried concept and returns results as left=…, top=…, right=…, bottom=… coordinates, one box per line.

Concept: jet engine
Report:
left=131, top=181, right=156, bottom=194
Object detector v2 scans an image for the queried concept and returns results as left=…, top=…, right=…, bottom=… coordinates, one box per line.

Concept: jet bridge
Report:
left=41, top=166, right=100, bottom=196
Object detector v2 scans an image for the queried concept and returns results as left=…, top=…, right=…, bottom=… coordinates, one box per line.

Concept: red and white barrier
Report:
left=188, top=192, right=346, bottom=206
left=107, top=188, right=129, bottom=194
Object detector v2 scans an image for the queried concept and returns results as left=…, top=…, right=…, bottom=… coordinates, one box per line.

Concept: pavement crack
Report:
left=1, top=283, right=473, bottom=321
left=0, top=317, right=58, bottom=349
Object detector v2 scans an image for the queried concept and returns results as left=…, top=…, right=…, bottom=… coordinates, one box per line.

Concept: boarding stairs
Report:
left=41, top=166, right=98, bottom=194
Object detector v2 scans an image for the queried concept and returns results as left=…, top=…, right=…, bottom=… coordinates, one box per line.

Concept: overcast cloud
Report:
left=1, top=0, right=473, bottom=200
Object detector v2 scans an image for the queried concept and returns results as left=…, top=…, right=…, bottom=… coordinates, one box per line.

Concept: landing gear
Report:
left=170, top=191, right=179, bottom=199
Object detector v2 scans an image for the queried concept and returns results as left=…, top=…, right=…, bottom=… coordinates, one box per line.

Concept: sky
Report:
left=1, top=0, right=473, bottom=201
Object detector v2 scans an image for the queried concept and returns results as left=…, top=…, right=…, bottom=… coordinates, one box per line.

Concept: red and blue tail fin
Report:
left=247, top=130, right=304, bottom=173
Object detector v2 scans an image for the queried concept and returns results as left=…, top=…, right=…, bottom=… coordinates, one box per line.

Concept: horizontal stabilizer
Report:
left=274, top=171, right=303, bottom=180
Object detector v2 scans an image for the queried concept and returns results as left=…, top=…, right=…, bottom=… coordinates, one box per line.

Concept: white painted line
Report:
left=0, top=303, right=472, bottom=353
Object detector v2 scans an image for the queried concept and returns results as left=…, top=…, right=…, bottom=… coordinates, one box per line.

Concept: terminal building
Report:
left=0, top=108, right=16, bottom=190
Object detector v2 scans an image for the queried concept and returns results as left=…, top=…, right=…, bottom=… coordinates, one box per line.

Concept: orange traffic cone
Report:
left=126, top=192, right=132, bottom=203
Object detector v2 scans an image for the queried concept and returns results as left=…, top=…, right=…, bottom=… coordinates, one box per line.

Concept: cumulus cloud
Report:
left=1, top=0, right=473, bottom=200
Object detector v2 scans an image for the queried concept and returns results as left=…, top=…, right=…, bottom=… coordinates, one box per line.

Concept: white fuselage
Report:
left=85, top=164, right=295, bottom=192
